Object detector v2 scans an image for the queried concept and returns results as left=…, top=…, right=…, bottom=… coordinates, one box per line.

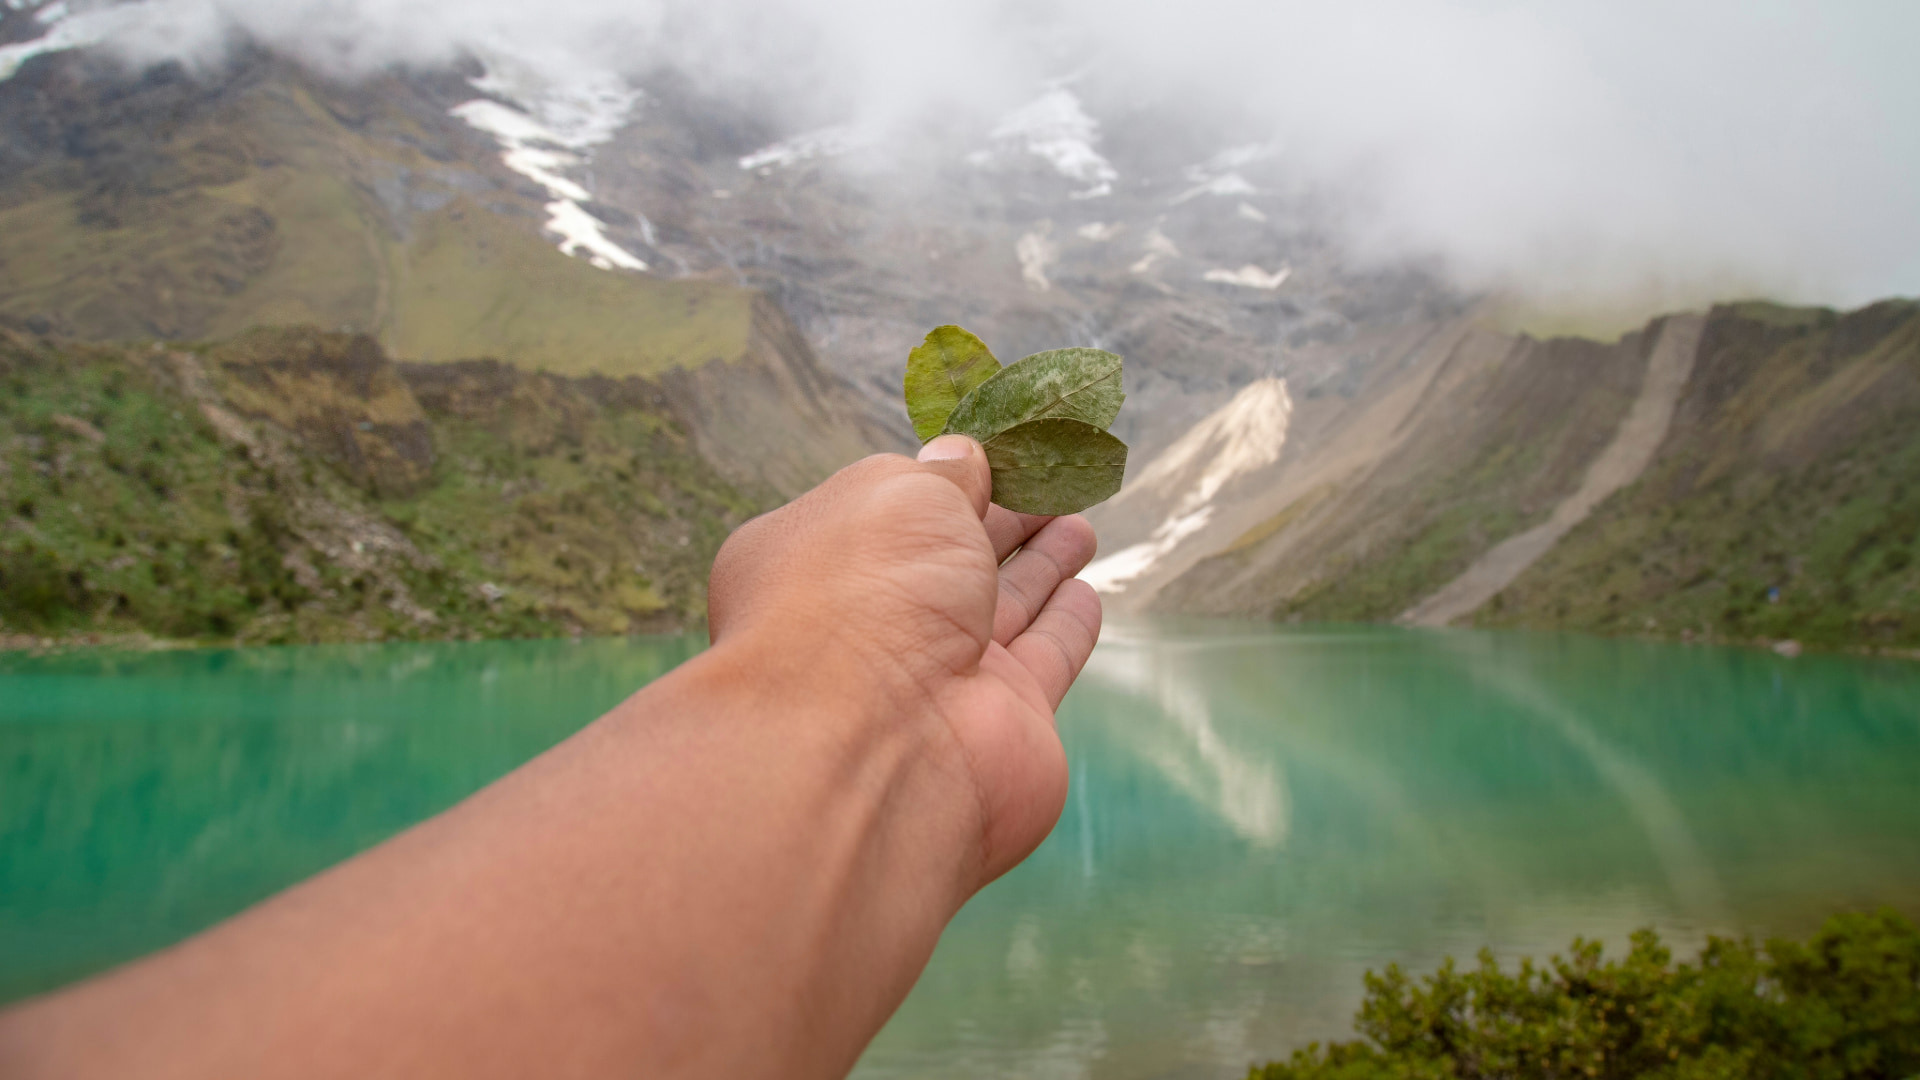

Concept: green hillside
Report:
left=1480, top=301, right=1920, bottom=650
left=1165, top=328, right=1649, bottom=622
left=0, top=326, right=768, bottom=647
left=0, top=53, right=746, bottom=378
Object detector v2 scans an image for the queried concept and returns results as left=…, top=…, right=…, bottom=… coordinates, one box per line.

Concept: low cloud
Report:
left=68, top=0, right=1920, bottom=311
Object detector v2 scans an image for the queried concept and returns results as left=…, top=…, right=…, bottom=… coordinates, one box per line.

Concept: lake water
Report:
left=4, top=622, right=1919, bottom=1077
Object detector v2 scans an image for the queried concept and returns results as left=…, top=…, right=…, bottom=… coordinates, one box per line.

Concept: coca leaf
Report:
left=982, top=418, right=1128, bottom=516
left=904, top=325, right=1001, bottom=442
left=942, top=347, right=1123, bottom=443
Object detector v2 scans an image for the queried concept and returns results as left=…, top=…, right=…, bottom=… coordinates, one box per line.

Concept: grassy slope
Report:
left=391, top=198, right=749, bottom=376
left=0, top=56, right=747, bottom=379
left=1479, top=301, right=1920, bottom=650
left=1175, top=330, right=1645, bottom=622
left=0, top=328, right=767, bottom=646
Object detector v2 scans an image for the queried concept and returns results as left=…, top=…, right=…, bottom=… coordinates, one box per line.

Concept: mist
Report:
left=89, top=0, right=1920, bottom=314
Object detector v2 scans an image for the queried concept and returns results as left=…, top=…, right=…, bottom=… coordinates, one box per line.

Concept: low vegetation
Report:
left=1483, top=301, right=1920, bottom=651
left=1251, top=909, right=1920, bottom=1080
left=0, top=326, right=767, bottom=646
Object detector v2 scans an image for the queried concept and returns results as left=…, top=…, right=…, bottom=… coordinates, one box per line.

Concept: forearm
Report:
left=0, top=637, right=986, bottom=1080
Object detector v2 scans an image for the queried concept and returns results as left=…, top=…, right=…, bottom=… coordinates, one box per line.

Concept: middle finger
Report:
left=993, top=515, right=1098, bottom=645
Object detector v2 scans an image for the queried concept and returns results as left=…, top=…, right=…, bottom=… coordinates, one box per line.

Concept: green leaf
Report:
left=983, top=418, right=1128, bottom=516
left=904, top=325, right=1001, bottom=442
left=941, top=347, right=1124, bottom=444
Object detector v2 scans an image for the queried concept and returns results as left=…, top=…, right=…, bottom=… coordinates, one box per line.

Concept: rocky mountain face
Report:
left=600, top=74, right=1465, bottom=463
left=2, top=7, right=1914, bottom=652
left=0, top=13, right=903, bottom=641
left=1149, top=302, right=1920, bottom=652
left=1474, top=301, right=1920, bottom=650
left=0, top=32, right=894, bottom=477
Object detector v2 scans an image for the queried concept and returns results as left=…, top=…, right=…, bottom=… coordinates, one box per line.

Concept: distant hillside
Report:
left=1477, top=301, right=1920, bottom=650
left=0, top=324, right=795, bottom=646
left=1149, top=300, right=1920, bottom=653
left=0, top=49, right=751, bottom=379
left=0, top=43, right=909, bottom=648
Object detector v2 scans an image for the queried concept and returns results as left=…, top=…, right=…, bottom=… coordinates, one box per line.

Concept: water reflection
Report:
left=1080, top=624, right=1289, bottom=847
left=856, top=621, right=1920, bottom=1079
left=2, top=624, right=1918, bottom=1077
left=0, top=634, right=704, bottom=1001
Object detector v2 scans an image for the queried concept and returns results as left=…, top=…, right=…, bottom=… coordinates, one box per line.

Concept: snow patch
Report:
left=1016, top=224, right=1057, bottom=291
left=1081, top=377, right=1292, bottom=594
left=0, top=1, right=142, bottom=81
left=544, top=200, right=648, bottom=271
left=1077, top=221, right=1124, bottom=242
left=1237, top=201, right=1269, bottom=223
left=466, top=55, right=639, bottom=150
left=1204, top=264, right=1291, bottom=290
left=1129, top=227, right=1181, bottom=274
left=1079, top=508, right=1216, bottom=594
left=450, top=66, right=648, bottom=273
left=985, top=85, right=1119, bottom=196
left=1172, top=173, right=1256, bottom=205
left=739, top=124, right=867, bottom=171
left=1171, top=143, right=1277, bottom=204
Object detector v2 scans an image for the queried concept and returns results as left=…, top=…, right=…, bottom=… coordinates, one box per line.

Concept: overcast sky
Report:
left=103, top=0, right=1920, bottom=313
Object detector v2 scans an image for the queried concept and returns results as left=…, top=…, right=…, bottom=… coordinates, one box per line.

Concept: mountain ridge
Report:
left=1144, top=299, right=1920, bottom=653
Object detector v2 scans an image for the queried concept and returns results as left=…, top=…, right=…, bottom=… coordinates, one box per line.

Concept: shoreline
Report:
left=5, top=621, right=1916, bottom=663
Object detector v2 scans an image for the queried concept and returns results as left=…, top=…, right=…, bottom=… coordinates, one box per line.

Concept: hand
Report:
left=0, top=435, right=1105, bottom=1080
left=708, top=434, right=1102, bottom=883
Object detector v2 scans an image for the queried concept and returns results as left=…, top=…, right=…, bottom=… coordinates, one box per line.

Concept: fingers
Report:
left=916, top=435, right=990, bottom=520
left=1006, top=578, right=1102, bottom=710
left=984, top=505, right=1056, bottom=564
left=992, top=515, right=1097, bottom=646
left=922, top=438, right=1052, bottom=557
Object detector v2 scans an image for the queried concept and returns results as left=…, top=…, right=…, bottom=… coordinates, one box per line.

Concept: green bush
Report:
left=0, top=541, right=90, bottom=628
left=1251, top=910, right=1920, bottom=1080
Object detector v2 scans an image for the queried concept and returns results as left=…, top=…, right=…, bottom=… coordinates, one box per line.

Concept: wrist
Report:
left=668, top=629, right=993, bottom=901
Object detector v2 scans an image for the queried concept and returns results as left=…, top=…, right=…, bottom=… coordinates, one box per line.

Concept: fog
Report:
left=91, top=0, right=1920, bottom=313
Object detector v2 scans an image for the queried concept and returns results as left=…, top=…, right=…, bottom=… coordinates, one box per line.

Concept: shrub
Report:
left=0, top=541, right=90, bottom=628
left=1251, top=910, right=1919, bottom=1080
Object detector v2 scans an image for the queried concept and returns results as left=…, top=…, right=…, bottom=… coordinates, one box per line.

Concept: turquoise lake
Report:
left=4, top=621, right=1919, bottom=1077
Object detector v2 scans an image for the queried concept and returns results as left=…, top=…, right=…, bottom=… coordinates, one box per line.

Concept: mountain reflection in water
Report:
left=3, top=623, right=1918, bottom=1079
left=858, top=621, right=1920, bottom=1080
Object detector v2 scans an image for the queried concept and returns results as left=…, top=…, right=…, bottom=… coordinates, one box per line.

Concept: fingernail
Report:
left=917, top=434, right=975, bottom=462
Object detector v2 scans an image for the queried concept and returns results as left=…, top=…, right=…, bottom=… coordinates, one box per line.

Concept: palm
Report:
left=924, top=503, right=1101, bottom=881
left=708, top=450, right=1103, bottom=883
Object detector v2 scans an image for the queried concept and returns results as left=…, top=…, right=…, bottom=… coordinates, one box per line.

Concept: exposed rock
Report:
left=204, top=328, right=437, bottom=498
left=656, top=294, right=908, bottom=499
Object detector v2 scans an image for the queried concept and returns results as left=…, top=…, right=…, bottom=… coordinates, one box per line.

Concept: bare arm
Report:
left=0, top=435, right=1101, bottom=1080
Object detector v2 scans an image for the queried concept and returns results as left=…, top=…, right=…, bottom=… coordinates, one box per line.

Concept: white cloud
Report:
left=11, top=0, right=1919, bottom=310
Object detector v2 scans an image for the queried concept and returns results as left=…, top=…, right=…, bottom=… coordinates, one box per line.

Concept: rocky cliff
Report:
left=1146, top=301, right=1920, bottom=652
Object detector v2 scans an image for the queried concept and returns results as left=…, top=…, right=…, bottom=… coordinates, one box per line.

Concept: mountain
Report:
left=0, top=37, right=894, bottom=482
left=0, top=16, right=903, bottom=643
left=1139, top=301, right=1920, bottom=653
left=2, top=9, right=1913, bottom=654
left=1, top=323, right=775, bottom=645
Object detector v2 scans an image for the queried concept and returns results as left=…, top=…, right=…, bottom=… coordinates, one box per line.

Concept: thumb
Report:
left=916, top=434, right=991, bottom=520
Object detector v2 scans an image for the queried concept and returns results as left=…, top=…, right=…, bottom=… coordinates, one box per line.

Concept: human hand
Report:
left=708, top=434, right=1101, bottom=886
left=0, top=439, right=1103, bottom=1080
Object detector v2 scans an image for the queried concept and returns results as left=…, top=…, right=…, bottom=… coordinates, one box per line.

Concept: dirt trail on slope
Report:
left=1400, top=313, right=1706, bottom=627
